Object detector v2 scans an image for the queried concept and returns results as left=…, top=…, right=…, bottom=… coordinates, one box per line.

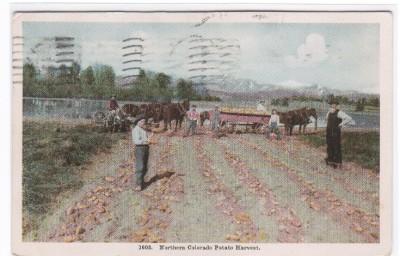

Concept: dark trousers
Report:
left=326, top=128, right=342, bottom=164
left=186, top=120, right=197, bottom=136
left=266, top=122, right=281, bottom=139
left=135, top=145, right=149, bottom=187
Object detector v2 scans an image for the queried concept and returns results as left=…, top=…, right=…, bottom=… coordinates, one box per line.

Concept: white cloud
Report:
left=81, top=40, right=123, bottom=70
left=284, top=33, right=328, bottom=68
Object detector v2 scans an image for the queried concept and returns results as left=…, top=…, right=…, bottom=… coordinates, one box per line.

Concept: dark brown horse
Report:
left=162, top=99, right=190, bottom=131
left=200, top=111, right=210, bottom=126
left=121, top=104, right=140, bottom=117
left=138, top=104, right=155, bottom=124
left=279, top=107, right=318, bottom=135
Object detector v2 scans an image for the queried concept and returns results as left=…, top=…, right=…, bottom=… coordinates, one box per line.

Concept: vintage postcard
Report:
left=11, top=5, right=393, bottom=256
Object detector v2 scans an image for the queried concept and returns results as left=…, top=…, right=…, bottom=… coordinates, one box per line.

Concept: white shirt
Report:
left=326, top=110, right=355, bottom=127
left=269, top=114, right=280, bottom=125
left=257, top=103, right=267, bottom=112
left=132, top=125, right=149, bottom=145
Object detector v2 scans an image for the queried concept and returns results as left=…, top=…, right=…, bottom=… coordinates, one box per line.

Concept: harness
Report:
left=177, top=103, right=186, bottom=115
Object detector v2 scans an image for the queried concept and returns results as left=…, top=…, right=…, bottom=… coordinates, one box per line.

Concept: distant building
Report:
left=24, top=36, right=81, bottom=78
left=120, top=34, right=145, bottom=87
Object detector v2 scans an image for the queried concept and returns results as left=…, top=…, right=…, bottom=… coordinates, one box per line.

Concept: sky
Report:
left=23, top=22, right=379, bottom=93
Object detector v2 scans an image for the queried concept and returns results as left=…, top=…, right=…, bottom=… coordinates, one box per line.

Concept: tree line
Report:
left=271, top=94, right=379, bottom=111
left=23, top=62, right=221, bottom=102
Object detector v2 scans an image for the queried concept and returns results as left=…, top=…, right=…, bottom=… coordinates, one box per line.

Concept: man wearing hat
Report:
left=325, top=98, right=355, bottom=168
left=108, top=95, right=119, bottom=111
left=131, top=115, right=153, bottom=191
left=186, top=104, right=200, bottom=136
left=211, top=105, right=221, bottom=132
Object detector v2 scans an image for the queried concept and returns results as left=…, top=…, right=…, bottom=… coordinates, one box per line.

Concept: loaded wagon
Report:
left=215, top=107, right=271, bottom=133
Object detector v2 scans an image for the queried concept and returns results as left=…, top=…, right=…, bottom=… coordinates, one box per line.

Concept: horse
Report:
left=121, top=104, right=140, bottom=117
left=279, top=107, right=318, bottom=136
left=138, top=104, right=155, bottom=124
left=200, top=111, right=210, bottom=126
left=162, top=99, right=190, bottom=131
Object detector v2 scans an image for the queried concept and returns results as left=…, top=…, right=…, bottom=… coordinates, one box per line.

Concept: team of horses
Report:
left=98, top=100, right=317, bottom=136
left=108, top=99, right=190, bottom=132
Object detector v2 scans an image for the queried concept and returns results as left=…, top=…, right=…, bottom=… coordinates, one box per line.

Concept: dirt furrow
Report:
left=213, top=139, right=305, bottom=243
left=193, top=137, right=260, bottom=242
left=48, top=164, right=133, bottom=242
left=237, top=137, right=379, bottom=243
left=245, top=134, right=379, bottom=206
left=166, top=137, right=237, bottom=242
left=130, top=135, right=184, bottom=243
left=203, top=140, right=279, bottom=242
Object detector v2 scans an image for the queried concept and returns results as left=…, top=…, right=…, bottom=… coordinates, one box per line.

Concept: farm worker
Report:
left=266, top=109, right=281, bottom=140
left=211, top=105, right=221, bottom=131
left=325, top=99, right=355, bottom=169
left=108, top=95, right=119, bottom=111
left=186, top=105, right=200, bottom=136
left=257, top=100, right=267, bottom=112
left=132, top=116, right=153, bottom=191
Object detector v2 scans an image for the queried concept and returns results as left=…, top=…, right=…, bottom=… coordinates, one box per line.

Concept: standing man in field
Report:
left=266, top=109, right=281, bottom=140
left=132, top=116, right=153, bottom=191
left=211, top=105, right=221, bottom=132
left=325, top=99, right=355, bottom=169
left=186, top=104, right=200, bottom=136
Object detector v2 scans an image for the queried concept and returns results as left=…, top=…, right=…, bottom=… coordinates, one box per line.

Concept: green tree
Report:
left=80, top=66, right=95, bottom=86
left=368, top=97, right=380, bottom=107
left=176, top=79, right=195, bottom=99
left=57, top=64, right=70, bottom=84
left=355, top=98, right=365, bottom=111
left=23, top=63, right=37, bottom=97
left=70, top=62, right=81, bottom=84
left=94, top=65, right=115, bottom=87
left=155, top=72, right=171, bottom=89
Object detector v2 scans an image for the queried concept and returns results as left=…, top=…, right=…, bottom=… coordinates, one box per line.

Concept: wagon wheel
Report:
left=254, top=123, right=264, bottom=134
left=94, top=111, right=106, bottom=124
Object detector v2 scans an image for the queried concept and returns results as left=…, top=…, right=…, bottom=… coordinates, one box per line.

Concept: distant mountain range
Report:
left=116, top=73, right=377, bottom=100
left=203, top=77, right=376, bottom=101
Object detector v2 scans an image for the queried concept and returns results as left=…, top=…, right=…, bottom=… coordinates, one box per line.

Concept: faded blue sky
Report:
left=24, top=22, right=379, bottom=93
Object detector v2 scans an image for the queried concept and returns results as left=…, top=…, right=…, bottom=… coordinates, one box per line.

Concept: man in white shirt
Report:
left=132, top=117, right=153, bottom=191
left=325, top=99, right=355, bottom=169
left=265, top=109, right=281, bottom=140
left=185, top=105, right=200, bottom=136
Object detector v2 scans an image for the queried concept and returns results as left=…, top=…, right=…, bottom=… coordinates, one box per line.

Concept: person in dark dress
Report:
left=325, top=99, right=355, bottom=168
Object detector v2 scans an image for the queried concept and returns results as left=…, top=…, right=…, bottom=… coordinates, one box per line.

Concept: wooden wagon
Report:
left=212, top=108, right=271, bottom=133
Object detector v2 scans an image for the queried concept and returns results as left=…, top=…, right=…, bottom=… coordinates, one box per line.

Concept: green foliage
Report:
left=176, top=79, right=195, bottom=100
left=80, top=66, right=95, bottom=86
left=355, top=98, right=366, bottom=112
left=300, top=131, right=379, bottom=171
left=342, top=131, right=379, bottom=171
left=23, top=63, right=37, bottom=97
left=326, top=94, right=379, bottom=110
left=22, top=63, right=221, bottom=101
left=23, top=121, right=123, bottom=234
left=290, top=95, right=323, bottom=102
left=155, top=72, right=171, bottom=89
left=94, top=64, right=115, bottom=87
left=300, top=133, right=326, bottom=147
